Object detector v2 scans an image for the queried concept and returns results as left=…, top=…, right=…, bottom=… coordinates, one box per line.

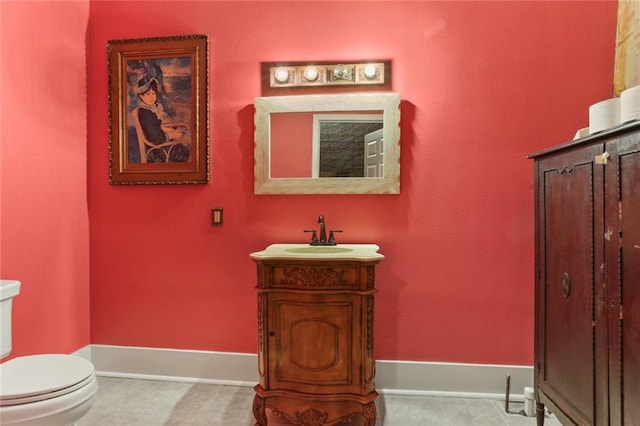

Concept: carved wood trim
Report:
left=257, top=294, right=264, bottom=377
left=280, top=267, right=346, bottom=287
left=252, top=394, right=267, bottom=426
left=366, top=295, right=374, bottom=358
left=268, top=406, right=369, bottom=426
left=363, top=401, right=377, bottom=426
left=257, top=264, right=264, bottom=288
left=366, top=266, right=375, bottom=289
left=365, top=295, right=375, bottom=385
left=617, top=244, right=624, bottom=419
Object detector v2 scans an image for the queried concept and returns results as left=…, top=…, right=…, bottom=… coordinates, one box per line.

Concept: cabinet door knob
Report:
left=561, top=273, right=571, bottom=298
left=269, top=331, right=275, bottom=337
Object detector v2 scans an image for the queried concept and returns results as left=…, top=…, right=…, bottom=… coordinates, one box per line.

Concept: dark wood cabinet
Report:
left=530, top=122, right=640, bottom=425
left=250, top=245, right=383, bottom=426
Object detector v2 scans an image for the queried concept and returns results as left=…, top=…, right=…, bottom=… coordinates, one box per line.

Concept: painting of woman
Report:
left=127, top=60, right=191, bottom=163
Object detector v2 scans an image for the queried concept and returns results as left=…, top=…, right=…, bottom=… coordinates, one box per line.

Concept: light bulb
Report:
left=364, top=64, right=377, bottom=79
left=303, top=66, right=319, bottom=82
left=274, top=68, right=290, bottom=84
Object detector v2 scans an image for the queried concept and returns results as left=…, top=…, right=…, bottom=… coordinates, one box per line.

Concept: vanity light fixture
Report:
left=265, top=60, right=389, bottom=88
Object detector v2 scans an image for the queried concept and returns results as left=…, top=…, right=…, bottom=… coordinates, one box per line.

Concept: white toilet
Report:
left=0, top=280, right=99, bottom=425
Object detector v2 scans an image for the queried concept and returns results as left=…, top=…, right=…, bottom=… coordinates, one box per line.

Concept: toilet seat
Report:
left=0, top=354, right=95, bottom=406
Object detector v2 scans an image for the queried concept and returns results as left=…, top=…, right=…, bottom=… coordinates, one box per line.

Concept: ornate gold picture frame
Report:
left=108, top=34, right=209, bottom=184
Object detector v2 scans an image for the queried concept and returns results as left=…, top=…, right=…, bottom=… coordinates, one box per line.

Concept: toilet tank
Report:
left=0, top=280, right=21, bottom=359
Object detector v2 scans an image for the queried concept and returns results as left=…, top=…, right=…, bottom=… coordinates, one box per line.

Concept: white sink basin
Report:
left=285, top=246, right=354, bottom=254
left=250, top=244, right=384, bottom=261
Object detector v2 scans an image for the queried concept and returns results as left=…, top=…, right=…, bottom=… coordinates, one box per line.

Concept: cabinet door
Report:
left=606, top=136, right=640, bottom=426
left=267, top=292, right=362, bottom=394
left=535, top=143, right=607, bottom=425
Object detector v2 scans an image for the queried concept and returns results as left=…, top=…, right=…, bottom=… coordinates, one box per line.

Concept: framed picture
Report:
left=614, top=0, right=640, bottom=96
left=108, top=34, right=209, bottom=184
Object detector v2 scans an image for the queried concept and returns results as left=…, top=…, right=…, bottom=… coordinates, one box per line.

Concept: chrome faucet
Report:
left=304, top=215, right=342, bottom=246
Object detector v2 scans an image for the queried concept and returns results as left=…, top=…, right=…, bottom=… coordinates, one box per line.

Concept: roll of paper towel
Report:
left=621, top=85, right=640, bottom=123
left=589, top=98, right=620, bottom=134
left=573, top=127, right=590, bottom=140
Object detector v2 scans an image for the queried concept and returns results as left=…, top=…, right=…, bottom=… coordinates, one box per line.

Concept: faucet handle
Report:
left=328, top=229, right=343, bottom=245
left=304, top=229, right=318, bottom=244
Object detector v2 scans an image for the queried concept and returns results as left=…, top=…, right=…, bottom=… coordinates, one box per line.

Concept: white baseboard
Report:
left=89, top=344, right=256, bottom=387
left=375, top=359, right=531, bottom=401
left=88, top=344, right=532, bottom=401
left=72, top=344, right=92, bottom=361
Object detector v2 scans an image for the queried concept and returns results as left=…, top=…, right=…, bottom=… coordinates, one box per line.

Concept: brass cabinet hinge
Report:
left=595, top=151, right=610, bottom=165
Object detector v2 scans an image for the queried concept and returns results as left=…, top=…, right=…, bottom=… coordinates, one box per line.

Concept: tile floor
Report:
left=77, top=377, right=563, bottom=425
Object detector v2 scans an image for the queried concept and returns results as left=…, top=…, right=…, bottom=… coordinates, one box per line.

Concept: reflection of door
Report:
left=364, top=129, right=384, bottom=177
left=312, top=114, right=383, bottom=178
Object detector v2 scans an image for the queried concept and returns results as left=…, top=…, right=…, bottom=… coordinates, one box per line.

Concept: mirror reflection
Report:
left=254, top=93, right=400, bottom=194
left=270, top=113, right=384, bottom=178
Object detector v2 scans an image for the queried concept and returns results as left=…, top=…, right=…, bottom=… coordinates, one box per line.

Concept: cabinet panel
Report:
left=620, top=149, right=640, bottom=426
left=268, top=293, right=360, bottom=394
left=537, top=146, right=603, bottom=424
left=607, top=139, right=640, bottom=426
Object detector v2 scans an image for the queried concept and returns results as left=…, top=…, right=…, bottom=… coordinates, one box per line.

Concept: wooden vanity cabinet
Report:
left=530, top=122, right=640, bottom=425
left=251, top=255, right=382, bottom=426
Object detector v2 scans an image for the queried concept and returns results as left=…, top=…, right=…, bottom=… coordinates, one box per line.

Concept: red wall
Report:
left=1, top=1, right=90, bottom=359
left=84, top=1, right=617, bottom=365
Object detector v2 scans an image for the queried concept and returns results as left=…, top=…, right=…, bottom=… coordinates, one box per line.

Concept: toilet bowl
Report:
left=0, top=280, right=98, bottom=425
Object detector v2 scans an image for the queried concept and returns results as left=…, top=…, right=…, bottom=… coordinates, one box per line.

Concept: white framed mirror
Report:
left=254, top=92, right=400, bottom=194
